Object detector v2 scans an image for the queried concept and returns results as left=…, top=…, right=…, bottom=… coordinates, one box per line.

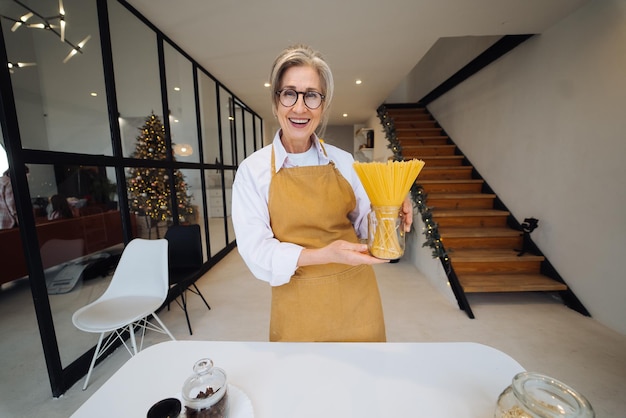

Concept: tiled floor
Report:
left=1, top=248, right=625, bottom=417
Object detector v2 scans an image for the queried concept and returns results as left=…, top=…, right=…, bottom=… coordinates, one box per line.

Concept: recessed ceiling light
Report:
left=90, top=92, right=97, bottom=97
left=355, top=79, right=362, bottom=85
left=264, top=82, right=270, bottom=87
left=343, top=113, right=348, bottom=118
left=174, top=87, right=180, bottom=91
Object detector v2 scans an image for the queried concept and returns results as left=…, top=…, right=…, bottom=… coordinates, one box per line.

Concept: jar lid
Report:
left=512, top=372, right=594, bottom=418
left=181, top=358, right=228, bottom=409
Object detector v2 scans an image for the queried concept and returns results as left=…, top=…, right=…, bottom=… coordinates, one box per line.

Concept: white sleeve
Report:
left=231, top=159, right=303, bottom=287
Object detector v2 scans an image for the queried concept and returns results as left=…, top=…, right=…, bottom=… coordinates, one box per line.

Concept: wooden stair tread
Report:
left=408, top=144, right=455, bottom=148
left=419, top=155, right=464, bottom=160
left=400, top=136, right=448, bottom=140
left=449, top=249, right=544, bottom=262
left=459, top=274, right=567, bottom=293
left=432, top=209, right=509, bottom=217
left=428, top=193, right=496, bottom=199
left=423, top=166, right=472, bottom=171
left=439, top=227, right=522, bottom=237
left=419, top=179, right=483, bottom=185
left=397, top=127, right=440, bottom=131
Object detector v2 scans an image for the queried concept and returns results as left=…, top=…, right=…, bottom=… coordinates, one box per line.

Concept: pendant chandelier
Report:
left=1, top=0, right=90, bottom=65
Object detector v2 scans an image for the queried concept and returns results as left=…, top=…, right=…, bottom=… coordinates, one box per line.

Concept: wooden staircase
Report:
left=386, top=106, right=569, bottom=313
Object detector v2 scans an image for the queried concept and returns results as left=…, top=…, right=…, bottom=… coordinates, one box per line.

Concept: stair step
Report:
left=405, top=144, right=456, bottom=156
left=449, top=248, right=542, bottom=261
left=402, top=156, right=465, bottom=167
left=440, top=226, right=521, bottom=238
left=440, top=227, right=522, bottom=250
left=419, top=166, right=473, bottom=180
left=399, top=136, right=450, bottom=146
left=428, top=193, right=496, bottom=209
left=458, top=273, right=567, bottom=293
left=419, top=179, right=484, bottom=193
left=432, top=209, right=509, bottom=227
left=388, top=108, right=428, bottom=116
left=394, top=120, right=438, bottom=129
left=392, top=112, right=432, bottom=120
left=450, top=249, right=544, bottom=274
left=396, top=127, right=444, bottom=137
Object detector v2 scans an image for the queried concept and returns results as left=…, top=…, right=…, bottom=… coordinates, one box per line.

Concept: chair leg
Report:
left=83, top=332, right=105, bottom=391
left=129, top=322, right=138, bottom=355
left=180, top=290, right=193, bottom=335
left=152, top=312, right=176, bottom=341
left=190, top=283, right=211, bottom=310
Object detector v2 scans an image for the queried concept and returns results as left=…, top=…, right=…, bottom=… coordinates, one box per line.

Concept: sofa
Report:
left=0, top=210, right=137, bottom=286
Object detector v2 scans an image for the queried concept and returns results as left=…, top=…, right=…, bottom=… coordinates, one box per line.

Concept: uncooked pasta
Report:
left=353, top=159, right=425, bottom=259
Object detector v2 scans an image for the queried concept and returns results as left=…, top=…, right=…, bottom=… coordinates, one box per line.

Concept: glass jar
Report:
left=495, top=372, right=594, bottom=418
left=182, top=358, right=229, bottom=418
left=368, top=205, right=405, bottom=260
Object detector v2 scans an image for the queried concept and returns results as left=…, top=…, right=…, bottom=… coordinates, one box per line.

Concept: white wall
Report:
left=323, top=125, right=354, bottom=153
left=421, top=0, right=626, bottom=334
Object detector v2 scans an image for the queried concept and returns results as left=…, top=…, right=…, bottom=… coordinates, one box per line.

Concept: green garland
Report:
left=376, top=106, right=448, bottom=260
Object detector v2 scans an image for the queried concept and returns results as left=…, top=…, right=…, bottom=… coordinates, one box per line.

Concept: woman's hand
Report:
left=298, top=240, right=389, bottom=267
left=401, top=195, right=413, bottom=232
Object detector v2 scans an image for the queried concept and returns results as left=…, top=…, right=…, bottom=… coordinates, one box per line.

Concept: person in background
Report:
left=48, top=194, right=73, bottom=220
left=232, top=44, right=412, bottom=342
left=0, top=166, right=28, bottom=229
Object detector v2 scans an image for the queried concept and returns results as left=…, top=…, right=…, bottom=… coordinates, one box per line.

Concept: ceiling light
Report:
left=264, top=82, right=270, bottom=88
left=343, top=113, right=348, bottom=118
left=355, top=79, right=362, bottom=85
left=173, top=144, right=193, bottom=156
left=7, top=61, right=35, bottom=73
left=90, top=92, right=97, bottom=97
left=174, top=87, right=180, bottom=91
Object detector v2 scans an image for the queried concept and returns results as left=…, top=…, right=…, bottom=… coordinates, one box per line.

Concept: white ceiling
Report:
left=125, top=0, right=589, bottom=126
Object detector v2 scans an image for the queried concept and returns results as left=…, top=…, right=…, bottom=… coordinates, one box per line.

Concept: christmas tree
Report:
left=127, top=113, right=194, bottom=237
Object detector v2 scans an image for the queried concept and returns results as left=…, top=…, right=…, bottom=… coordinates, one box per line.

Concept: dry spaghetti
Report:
left=353, top=159, right=425, bottom=259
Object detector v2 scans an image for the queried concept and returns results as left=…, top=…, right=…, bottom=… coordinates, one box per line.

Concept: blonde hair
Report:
left=269, top=44, right=334, bottom=135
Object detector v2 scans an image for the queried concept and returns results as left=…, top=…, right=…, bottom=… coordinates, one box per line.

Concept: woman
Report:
left=232, top=44, right=412, bottom=342
left=48, top=194, right=73, bottom=220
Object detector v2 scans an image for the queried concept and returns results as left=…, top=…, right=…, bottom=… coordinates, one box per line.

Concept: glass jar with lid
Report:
left=495, top=372, right=594, bottom=418
left=182, top=358, right=229, bottom=418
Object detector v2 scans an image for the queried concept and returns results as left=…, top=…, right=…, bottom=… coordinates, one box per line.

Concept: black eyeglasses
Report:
left=276, top=89, right=325, bottom=109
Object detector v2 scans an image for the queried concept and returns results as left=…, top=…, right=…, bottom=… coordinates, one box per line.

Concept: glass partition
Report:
left=224, top=169, right=235, bottom=245
left=234, top=102, right=245, bottom=164
left=164, top=42, right=199, bottom=163
left=27, top=163, right=125, bottom=367
left=198, top=72, right=220, bottom=165
left=244, top=109, right=255, bottom=159
left=2, top=0, right=110, bottom=155
left=108, top=0, right=162, bottom=157
left=179, top=168, right=207, bottom=260
left=0, top=0, right=260, bottom=396
left=219, top=86, right=234, bottom=166
left=255, top=115, right=264, bottom=149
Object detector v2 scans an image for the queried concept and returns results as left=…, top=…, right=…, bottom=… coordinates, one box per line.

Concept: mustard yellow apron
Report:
left=268, top=145, right=386, bottom=342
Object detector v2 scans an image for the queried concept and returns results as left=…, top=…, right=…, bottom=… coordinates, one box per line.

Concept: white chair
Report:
left=72, top=238, right=175, bottom=390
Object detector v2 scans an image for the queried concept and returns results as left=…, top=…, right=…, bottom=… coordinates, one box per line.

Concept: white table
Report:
left=71, top=340, right=524, bottom=418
